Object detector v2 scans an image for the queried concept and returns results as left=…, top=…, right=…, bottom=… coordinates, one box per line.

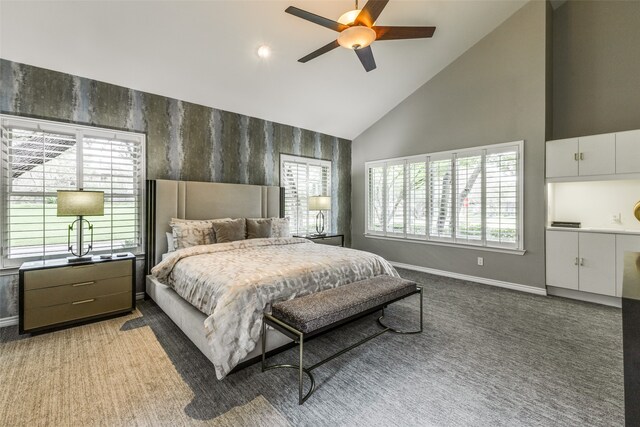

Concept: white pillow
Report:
left=270, top=217, right=290, bottom=237
left=166, top=232, right=175, bottom=252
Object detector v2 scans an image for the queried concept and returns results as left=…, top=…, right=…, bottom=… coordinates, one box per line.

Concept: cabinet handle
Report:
left=579, top=258, right=584, bottom=266
left=574, top=257, right=579, bottom=266
left=579, top=153, right=584, bottom=161
left=574, top=153, right=579, bottom=161
left=72, top=298, right=95, bottom=305
left=72, top=281, right=95, bottom=287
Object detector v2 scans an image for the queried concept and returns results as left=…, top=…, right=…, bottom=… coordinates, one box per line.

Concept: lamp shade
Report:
left=308, top=196, right=331, bottom=211
left=57, top=190, right=104, bottom=216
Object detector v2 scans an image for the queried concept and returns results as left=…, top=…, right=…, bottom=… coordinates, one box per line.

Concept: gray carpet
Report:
left=0, top=269, right=624, bottom=426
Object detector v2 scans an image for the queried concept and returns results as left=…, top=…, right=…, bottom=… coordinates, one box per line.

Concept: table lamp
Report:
left=57, top=190, right=104, bottom=262
left=308, top=196, right=331, bottom=236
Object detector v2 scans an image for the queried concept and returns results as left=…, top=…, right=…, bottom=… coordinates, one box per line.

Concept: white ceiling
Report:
left=0, top=0, right=527, bottom=139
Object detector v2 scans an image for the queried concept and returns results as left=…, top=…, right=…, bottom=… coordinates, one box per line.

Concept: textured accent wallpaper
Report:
left=0, top=58, right=351, bottom=319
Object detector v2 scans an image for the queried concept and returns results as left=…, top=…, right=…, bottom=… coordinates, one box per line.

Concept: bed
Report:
left=145, top=179, right=398, bottom=379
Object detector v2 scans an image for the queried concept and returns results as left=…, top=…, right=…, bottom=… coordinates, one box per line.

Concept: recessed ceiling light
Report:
left=257, top=45, right=271, bottom=59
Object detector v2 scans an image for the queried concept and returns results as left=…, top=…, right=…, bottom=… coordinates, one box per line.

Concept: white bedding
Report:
left=151, top=237, right=398, bottom=379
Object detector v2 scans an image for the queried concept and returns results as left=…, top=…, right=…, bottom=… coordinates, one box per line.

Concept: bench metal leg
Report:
left=377, top=287, right=423, bottom=334
left=261, top=314, right=316, bottom=404
left=262, top=287, right=423, bottom=404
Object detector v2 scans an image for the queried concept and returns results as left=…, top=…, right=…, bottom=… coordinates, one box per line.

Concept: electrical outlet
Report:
left=611, top=213, right=622, bottom=224
left=477, top=257, right=484, bottom=266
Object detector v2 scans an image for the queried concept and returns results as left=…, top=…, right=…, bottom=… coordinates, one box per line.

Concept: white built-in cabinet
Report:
left=546, top=128, right=640, bottom=301
left=546, top=129, right=640, bottom=178
left=546, top=230, right=640, bottom=297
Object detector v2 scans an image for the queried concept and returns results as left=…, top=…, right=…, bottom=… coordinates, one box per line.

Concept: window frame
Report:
left=0, top=114, right=146, bottom=268
left=365, top=140, right=524, bottom=254
left=279, top=153, right=332, bottom=236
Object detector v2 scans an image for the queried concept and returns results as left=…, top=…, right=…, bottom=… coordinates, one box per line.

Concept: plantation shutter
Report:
left=385, top=161, right=405, bottom=236
left=485, top=146, right=519, bottom=247
left=280, top=155, right=331, bottom=236
left=82, top=135, right=143, bottom=253
left=428, top=154, right=454, bottom=240
left=367, top=164, right=385, bottom=234
left=0, top=116, right=145, bottom=267
left=454, top=151, right=483, bottom=244
left=406, top=158, right=427, bottom=238
left=2, top=124, right=77, bottom=259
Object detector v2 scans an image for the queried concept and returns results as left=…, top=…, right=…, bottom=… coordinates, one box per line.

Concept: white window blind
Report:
left=485, top=147, right=518, bottom=247
left=365, top=141, right=523, bottom=251
left=280, top=154, right=331, bottom=236
left=0, top=115, right=145, bottom=267
left=406, top=158, right=427, bottom=237
left=367, top=164, right=385, bottom=234
left=385, top=162, right=405, bottom=236
left=429, top=155, right=453, bottom=240
left=455, top=151, right=483, bottom=244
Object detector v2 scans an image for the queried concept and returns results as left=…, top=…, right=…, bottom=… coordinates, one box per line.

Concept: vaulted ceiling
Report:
left=0, top=0, right=527, bottom=139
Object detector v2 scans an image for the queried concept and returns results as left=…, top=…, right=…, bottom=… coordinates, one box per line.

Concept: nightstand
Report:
left=294, top=234, right=345, bottom=247
left=19, top=253, right=136, bottom=334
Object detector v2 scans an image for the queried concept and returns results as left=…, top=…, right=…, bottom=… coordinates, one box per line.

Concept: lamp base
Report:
left=66, top=255, right=93, bottom=263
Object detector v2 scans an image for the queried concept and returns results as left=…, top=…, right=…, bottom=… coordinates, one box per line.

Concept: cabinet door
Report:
left=578, top=133, right=615, bottom=176
left=546, top=230, right=579, bottom=290
left=546, top=138, right=579, bottom=178
left=615, top=234, right=640, bottom=296
left=616, top=130, right=640, bottom=174
left=578, top=233, right=616, bottom=296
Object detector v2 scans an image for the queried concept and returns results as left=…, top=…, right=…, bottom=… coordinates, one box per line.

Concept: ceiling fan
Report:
left=285, top=0, right=436, bottom=72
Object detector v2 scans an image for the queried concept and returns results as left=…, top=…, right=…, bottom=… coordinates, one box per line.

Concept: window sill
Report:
left=363, top=234, right=526, bottom=255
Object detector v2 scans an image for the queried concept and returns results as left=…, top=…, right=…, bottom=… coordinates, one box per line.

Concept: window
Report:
left=0, top=115, right=145, bottom=267
left=280, top=154, right=331, bottom=236
left=365, top=141, right=523, bottom=251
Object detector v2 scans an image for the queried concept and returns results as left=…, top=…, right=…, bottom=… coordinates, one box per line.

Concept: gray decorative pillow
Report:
left=170, top=218, right=231, bottom=245
left=170, top=220, right=215, bottom=249
left=270, top=217, right=290, bottom=237
left=246, top=218, right=272, bottom=239
left=213, top=218, right=247, bottom=243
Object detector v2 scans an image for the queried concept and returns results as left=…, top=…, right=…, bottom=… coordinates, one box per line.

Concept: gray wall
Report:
left=553, top=1, right=640, bottom=139
left=351, top=1, right=549, bottom=288
left=0, top=59, right=351, bottom=320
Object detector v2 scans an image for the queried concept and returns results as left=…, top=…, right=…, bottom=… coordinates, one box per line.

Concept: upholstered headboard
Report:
left=146, top=179, right=283, bottom=270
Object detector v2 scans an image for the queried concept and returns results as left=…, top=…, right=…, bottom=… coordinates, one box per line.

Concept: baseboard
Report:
left=136, top=292, right=145, bottom=301
left=391, top=261, right=548, bottom=296
left=547, top=286, right=621, bottom=308
left=0, top=316, right=18, bottom=327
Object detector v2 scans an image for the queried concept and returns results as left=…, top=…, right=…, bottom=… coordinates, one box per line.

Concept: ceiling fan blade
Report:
left=354, top=0, right=389, bottom=28
left=298, top=40, right=340, bottom=63
left=285, top=6, right=348, bottom=32
left=374, top=26, right=436, bottom=40
left=355, top=46, right=377, bottom=72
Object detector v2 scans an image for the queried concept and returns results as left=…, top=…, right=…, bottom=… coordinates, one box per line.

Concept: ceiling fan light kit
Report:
left=285, top=0, right=436, bottom=72
left=338, top=26, right=376, bottom=50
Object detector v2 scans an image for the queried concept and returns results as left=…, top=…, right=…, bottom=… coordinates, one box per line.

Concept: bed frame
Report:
left=144, top=179, right=293, bottom=372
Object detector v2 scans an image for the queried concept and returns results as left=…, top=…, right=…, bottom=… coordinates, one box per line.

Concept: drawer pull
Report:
left=72, top=281, right=95, bottom=287
left=72, top=299, right=95, bottom=305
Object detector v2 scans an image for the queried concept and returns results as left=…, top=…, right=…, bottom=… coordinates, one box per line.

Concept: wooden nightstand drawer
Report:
left=24, top=276, right=132, bottom=309
left=24, top=260, right=132, bottom=290
left=23, top=291, right=132, bottom=331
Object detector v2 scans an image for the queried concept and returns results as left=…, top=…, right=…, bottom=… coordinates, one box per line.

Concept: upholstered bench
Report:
left=261, top=275, right=423, bottom=404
